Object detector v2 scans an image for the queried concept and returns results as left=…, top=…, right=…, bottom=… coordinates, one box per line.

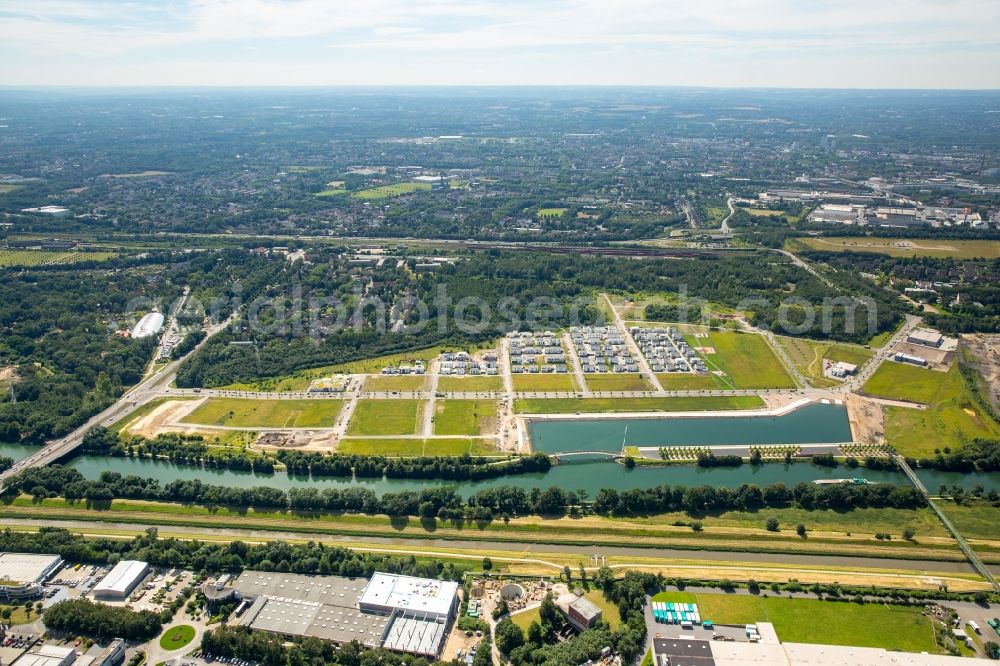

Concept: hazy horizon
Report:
left=1, top=0, right=999, bottom=89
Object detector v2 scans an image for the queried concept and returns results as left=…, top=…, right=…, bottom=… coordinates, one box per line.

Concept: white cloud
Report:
left=0, top=0, right=997, bottom=86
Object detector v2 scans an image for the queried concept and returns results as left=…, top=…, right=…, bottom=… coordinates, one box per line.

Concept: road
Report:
left=0, top=317, right=231, bottom=490
left=603, top=293, right=664, bottom=392
left=720, top=196, right=735, bottom=234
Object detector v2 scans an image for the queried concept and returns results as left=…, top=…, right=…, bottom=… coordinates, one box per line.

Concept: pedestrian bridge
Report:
left=549, top=450, right=625, bottom=461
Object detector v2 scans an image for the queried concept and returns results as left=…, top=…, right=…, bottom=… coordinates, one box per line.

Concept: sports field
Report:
left=537, top=207, right=568, bottom=218
left=512, top=374, right=579, bottom=392
left=434, top=400, right=497, bottom=436
left=515, top=395, right=763, bottom=414
left=795, top=237, right=1000, bottom=260
left=346, top=399, right=423, bottom=436
left=352, top=183, right=431, bottom=200
left=336, top=437, right=496, bottom=456
left=650, top=592, right=939, bottom=652
left=584, top=374, right=653, bottom=392
left=181, top=398, right=341, bottom=428
left=698, top=331, right=797, bottom=389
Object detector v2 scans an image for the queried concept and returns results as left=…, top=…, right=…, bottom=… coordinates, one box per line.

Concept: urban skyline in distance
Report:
left=0, top=0, right=999, bottom=88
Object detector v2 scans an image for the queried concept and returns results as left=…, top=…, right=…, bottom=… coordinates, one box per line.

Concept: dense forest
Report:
left=178, top=250, right=905, bottom=387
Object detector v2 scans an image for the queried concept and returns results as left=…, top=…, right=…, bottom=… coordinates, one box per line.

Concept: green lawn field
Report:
left=862, top=361, right=947, bottom=403
left=352, top=182, right=431, bottom=200
left=936, top=500, right=1000, bottom=541
left=656, top=373, right=726, bottom=390
left=512, top=374, right=579, bottom=392
left=437, top=376, right=503, bottom=392
left=159, top=625, right=196, bottom=650
left=865, top=363, right=999, bottom=456
left=181, top=398, right=341, bottom=428
left=794, top=237, right=1000, bottom=260
left=434, top=400, right=497, bottom=436
left=364, top=375, right=428, bottom=392
left=514, top=395, right=763, bottom=414
left=775, top=336, right=874, bottom=388
left=651, top=592, right=938, bottom=652
left=702, top=331, right=797, bottom=389
left=537, top=207, right=568, bottom=218
left=584, top=374, right=653, bottom=392
left=336, top=437, right=496, bottom=456
left=346, top=399, right=423, bottom=435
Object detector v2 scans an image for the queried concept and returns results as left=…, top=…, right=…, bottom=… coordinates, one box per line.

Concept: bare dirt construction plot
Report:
left=846, top=394, right=884, bottom=444
left=125, top=399, right=203, bottom=438
left=961, top=334, right=1000, bottom=413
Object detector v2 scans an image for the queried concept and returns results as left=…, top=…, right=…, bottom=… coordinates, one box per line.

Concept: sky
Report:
left=1, top=0, right=998, bottom=88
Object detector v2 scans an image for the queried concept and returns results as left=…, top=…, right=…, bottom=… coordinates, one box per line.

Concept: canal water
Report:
left=3, top=400, right=998, bottom=496
left=528, top=402, right=854, bottom=454
left=61, top=453, right=1000, bottom=496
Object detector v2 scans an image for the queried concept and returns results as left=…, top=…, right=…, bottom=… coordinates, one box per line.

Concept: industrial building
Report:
left=893, top=352, right=928, bottom=367
left=0, top=552, right=62, bottom=601
left=907, top=328, right=944, bottom=348
left=10, top=645, right=76, bottom=666
left=91, top=560, right=149, bottom=601
left=227, top=571, right=459, bottom=659
left=130, top=312, right=165, bottom=339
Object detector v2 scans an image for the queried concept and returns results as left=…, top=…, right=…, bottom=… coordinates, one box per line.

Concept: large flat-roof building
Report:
left=229, top=571, right=459, bottom=659
left=0, top=552, right=62, bottom=601
left=907, top=328, right=944, bottom=348
left=11, top=645, right=76, bottom=666
left=91, top=560, right=149, bottom=601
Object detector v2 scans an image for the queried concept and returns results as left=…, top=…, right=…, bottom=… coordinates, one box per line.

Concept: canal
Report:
left=528, top=402, right=854, bottom=454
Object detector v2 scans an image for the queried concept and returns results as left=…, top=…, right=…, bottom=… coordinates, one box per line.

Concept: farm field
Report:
left=346, top=399, right=424, bottom=436
left=434, top=400, right=497, bottom=436
left=514, top=395, right=763, bottom=414
left=181, top=398, right=341, bottom=428
left=314, top=188, right=347, bottom=197
left=336, top=437, right=496, bottom=456
left=512, top=374, right=579, bottom=392
left=794, top=237, right=1000, bottom=260
left=650, top=592, right=939, bottom=653
left=0, top=250, right=116, bottom=267
left=584, top=374, right=653, bottom=392
left=351, top=182, right=431, bottom=200
left=775, top=336, right=874, bottom=388
left=656, top=373, right=726, bottom=390
left=364, top=375, right=427, bottom=392
left=697, top=331, right=797, bottom=389
left=437, top=376, right=502, bottom=392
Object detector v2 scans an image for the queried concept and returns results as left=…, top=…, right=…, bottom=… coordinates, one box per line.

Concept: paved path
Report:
left=562, top=331, right=591, bottom=396
left=603, top=293, right=664, bottom=392
left=720, top=196, right=735, bottom=234
left=421, top=360, right=439, bottom=437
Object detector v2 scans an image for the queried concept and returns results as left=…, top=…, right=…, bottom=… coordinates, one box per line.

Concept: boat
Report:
left=812, top=478, right=870, bottom=486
